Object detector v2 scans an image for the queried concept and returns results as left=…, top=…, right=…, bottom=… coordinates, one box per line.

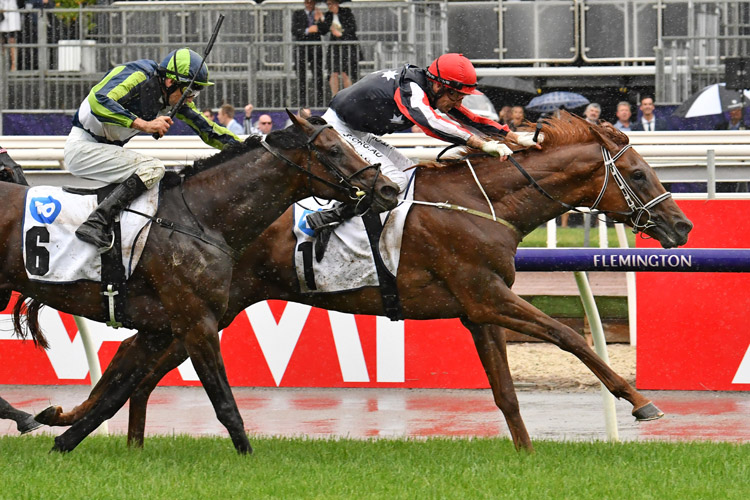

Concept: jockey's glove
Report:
left=481, top=140, right=513, bottom=157
left=515, top=131, right=545, bottom=147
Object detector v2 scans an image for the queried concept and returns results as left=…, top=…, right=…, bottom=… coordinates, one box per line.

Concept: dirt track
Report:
left=506, top=342, right=635, bottom=390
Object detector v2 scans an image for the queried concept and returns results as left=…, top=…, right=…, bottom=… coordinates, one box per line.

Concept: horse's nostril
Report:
left=676, top=220, right=693, bottom=236
left=380, top=184, right=399, bottom=201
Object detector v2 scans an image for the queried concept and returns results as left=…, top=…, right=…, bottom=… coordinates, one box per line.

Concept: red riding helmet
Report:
left=425, top=53, right=482, bottom=95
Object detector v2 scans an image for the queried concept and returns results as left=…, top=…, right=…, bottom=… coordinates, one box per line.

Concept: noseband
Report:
left=261, top=124, right=382, bottom=207
left=589, top=144, right=672, bottom=233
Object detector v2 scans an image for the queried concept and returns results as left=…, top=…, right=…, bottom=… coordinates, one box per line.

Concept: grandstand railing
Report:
left=4, top=130, right=750, bottom=189
left=1, top=0, right=748, bottom=114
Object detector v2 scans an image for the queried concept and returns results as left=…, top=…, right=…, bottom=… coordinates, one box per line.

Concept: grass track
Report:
left=1, top=435, right=749, bottom=499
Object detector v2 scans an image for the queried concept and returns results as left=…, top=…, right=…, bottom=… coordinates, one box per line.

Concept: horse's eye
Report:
left=632, top=170, right=645, bottom=181
left=328, top=145, right=341, bottom=156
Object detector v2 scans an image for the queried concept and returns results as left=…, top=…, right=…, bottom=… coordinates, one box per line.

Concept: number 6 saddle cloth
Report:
left=22, top=185, right=158, bottom=283
left=293, top=170, right=415, bottom=294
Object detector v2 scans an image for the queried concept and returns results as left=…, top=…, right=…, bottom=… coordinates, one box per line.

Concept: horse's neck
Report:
left=420, top=145, right=603, bottom=236
left=502, top=144, right=604, bottom=234
left=185, top=151, right=305, bottom=251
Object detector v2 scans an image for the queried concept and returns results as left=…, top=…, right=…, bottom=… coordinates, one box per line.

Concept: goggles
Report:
left=180, top=84, right=200, bottom=99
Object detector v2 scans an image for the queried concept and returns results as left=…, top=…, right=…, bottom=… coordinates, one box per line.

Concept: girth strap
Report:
left=361, top=210, right=403, bottom=321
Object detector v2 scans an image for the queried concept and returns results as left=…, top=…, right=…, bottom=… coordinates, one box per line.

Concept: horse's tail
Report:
left=12, top=294, right=49, bottom=350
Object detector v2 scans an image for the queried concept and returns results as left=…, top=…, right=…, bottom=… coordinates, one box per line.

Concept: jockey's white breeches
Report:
left=322, top=108, right=412, bottom=193
left=64, top=127, right=165, bottom=189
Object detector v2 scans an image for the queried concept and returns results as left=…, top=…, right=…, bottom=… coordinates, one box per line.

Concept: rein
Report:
left=260, top=124, right=382, bottom=205
left=507, top=143, right=672, bottom=234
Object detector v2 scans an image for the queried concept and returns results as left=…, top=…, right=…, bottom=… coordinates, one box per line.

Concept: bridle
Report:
left=589, top=144, right=672, bottom=233
left=260, top=123, right=383, bottom=210
left=507, top=142, right=672, bottom=235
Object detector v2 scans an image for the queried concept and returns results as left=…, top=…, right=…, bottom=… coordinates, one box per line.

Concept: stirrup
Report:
left=98, top=232, right=116, bottom=254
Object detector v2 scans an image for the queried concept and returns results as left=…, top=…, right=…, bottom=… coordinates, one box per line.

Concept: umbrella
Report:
left=525, top=91, right=590, bottom=113
left=673, top=83, right=750, bottom=118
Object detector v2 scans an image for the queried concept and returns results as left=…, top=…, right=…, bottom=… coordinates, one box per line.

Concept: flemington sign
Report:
left=515, top=248, right=750, bottom=273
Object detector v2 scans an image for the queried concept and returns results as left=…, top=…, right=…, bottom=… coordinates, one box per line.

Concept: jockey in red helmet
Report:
left=307, top=53, right=543, bottom=258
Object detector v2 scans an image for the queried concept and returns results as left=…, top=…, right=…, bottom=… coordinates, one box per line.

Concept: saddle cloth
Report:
left=293, top=170, right=415, bottom=293
left=22, top=185, right=158, bottom=283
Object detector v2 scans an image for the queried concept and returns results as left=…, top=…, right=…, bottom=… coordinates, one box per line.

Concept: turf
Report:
left=520, top=226, right=636, bottom=248
left=1, top=435, right=748, bottom=499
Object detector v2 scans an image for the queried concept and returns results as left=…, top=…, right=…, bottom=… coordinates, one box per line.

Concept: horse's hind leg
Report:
left=0, top=396, right=41, bottom=434
left=51, top=330, right=173, bottom=453
left=461, top=283, right=660, bottom=420
left=462, top=320, right=533, bottom=452
left=128, top=339, right=189, bottom=448
left=37, top=336, right=137, bottom=426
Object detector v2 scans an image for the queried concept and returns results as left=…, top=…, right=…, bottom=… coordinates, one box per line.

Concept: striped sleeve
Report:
left=450, top=105, right=509, bottom=137
left=394, top=82, right=473, bottom=144
left=177, top=102, right=241, bottom=150
left=86, top=66, right=144, bottom=128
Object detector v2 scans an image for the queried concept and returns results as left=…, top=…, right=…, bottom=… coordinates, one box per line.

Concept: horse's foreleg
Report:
left=51, top=331, right=173, bottom=453
left=128, top=339, right=189, bottom=448
left=462, top=320, right=533, bottom=452
left=463, top=284, right=660, bottom=420
left=37, top=335, right=138, bottom=427
left=176, top=316, right=251, bottom=455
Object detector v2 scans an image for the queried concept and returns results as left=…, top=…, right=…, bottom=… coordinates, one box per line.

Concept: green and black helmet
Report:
left=159, top=48, right=213, bottom=87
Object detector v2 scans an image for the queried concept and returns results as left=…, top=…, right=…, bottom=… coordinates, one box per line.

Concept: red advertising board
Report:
left=0, top=299, right=490, bottom=388
left=636, top=199, right=750, bottom=391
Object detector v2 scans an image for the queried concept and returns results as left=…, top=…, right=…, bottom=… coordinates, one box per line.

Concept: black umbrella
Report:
left=673, top=83, right=750, bottom=118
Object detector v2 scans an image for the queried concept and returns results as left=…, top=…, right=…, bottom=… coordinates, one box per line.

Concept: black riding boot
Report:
left=75, top=173, right=148, bottom=253
left=0, top=149, right=29, bottom=186
left=306, top=202, right=358, bottom=262
left=0, top=396, right=42, bottom=434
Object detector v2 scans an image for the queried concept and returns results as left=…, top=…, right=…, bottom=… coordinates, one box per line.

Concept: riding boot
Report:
left=306, top=202, right=358, bottom=262
left=0, top=149, right=29, bottom=186
left=75, top=173, right=148, bottom=253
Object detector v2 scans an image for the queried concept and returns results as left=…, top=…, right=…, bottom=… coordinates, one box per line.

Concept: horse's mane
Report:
left=179, top=116, right=330, bottom=179
left=513, top=110, right=630, bottom=150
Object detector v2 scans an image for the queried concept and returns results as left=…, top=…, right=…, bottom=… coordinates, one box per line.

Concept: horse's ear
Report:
left=588, top=123, right=618, bottom=151
left=286, top=108, right=315, bottom=135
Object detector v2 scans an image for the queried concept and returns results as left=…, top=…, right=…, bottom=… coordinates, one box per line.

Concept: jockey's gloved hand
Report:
left=515, top=131, right=544, bottom=147
left=481, top=141, right=513, bottom=157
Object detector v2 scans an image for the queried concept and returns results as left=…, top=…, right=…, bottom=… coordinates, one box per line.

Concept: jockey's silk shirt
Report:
left=72, top=59, right=239, bottom=149
left=329, top=64, right=509, bottom=144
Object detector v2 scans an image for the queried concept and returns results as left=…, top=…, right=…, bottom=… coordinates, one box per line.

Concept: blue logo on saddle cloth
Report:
left=29, top=196, right=62, bottom=224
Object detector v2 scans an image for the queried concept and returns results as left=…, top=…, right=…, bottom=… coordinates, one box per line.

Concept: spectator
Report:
left=292, top=0, right=325, bottom=107
left=631, top=95, right=668, bottom=131
left=714, top=103, right=748, bottom=131
left=613, top=101, right=633, bottom=131
left=508, top=105, right=525, bottom=131
left=217, top=104, right=244, bottom=135
left=243, top=103, right=261, bottom=135
left=0, top=0, right=21, bottom=71
left=499, top=105, right=512, bottom=125
left=584, top=103, right=601, bottom=124
left=320, top=0, right=359, bottom=97
left=201, top=108, right=214, bottom=120
left=255, top=114, right=274, bottom=136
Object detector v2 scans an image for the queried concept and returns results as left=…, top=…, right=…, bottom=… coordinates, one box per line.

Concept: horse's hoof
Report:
left=50, top=436, right=72, bottom=454
left=633, top=402, right=664, bottom=421
left=34, top=405, right=61, bottom=425
left=18, top=415, right=43, bottom=434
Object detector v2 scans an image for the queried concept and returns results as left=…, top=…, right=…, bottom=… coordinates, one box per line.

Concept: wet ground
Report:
left=2, top=385, right=749, bottom=443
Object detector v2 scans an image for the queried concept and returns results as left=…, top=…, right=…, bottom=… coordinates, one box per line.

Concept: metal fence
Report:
left=1, top=0, right=749, bottom=114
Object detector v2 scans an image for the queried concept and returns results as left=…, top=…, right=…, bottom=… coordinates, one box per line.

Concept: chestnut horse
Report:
left=3, top=114, right=399, bottom=453
left=37, top=112, right=691, bottom=452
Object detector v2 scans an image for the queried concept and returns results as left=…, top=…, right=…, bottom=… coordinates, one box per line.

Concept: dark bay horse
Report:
left=37, top=112, right=691, bottom=452
left=3, top=114, right=399, bottom=453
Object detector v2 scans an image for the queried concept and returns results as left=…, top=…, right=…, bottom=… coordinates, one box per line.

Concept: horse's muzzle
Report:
left=372, top=181, right=400, bottom=212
